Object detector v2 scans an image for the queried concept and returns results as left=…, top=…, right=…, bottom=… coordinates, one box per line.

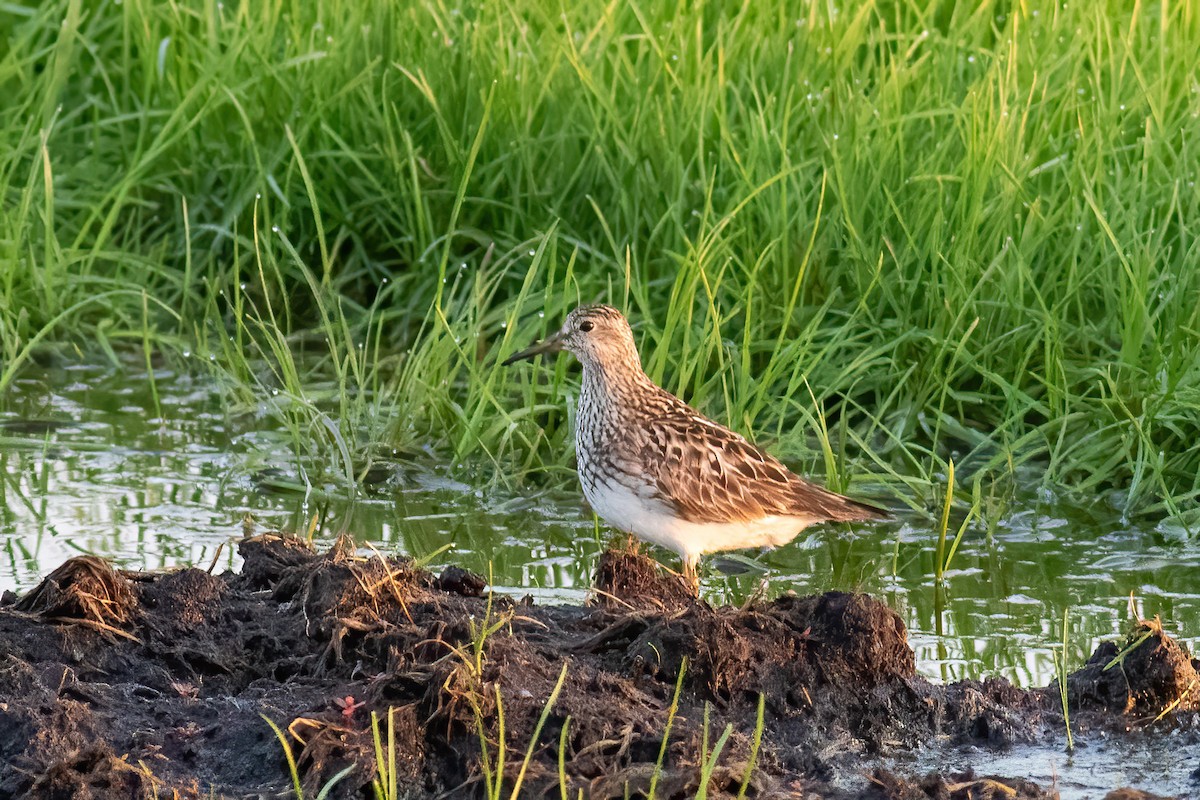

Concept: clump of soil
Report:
left=1104, top=790, right=1182, bottom=800
left=0, top=539, right=1193, bottom=799
left=592, top=540, right=695, bottom=611
left=13, top=555, right=137, bottom=630
left=1066, top=616, right=1200, bottom=716
left=866, top=768, right=1058, bottom=800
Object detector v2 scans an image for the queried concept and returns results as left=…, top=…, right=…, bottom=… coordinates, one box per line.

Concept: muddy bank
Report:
left=0, top=537, right=1196, bottom=799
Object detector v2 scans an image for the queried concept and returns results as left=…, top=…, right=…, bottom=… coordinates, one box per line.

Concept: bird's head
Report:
left=502, top=305, right=640, bottom=370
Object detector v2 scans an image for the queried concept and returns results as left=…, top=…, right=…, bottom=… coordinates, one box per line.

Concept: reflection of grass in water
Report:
left=1, top=0, right=1198, bottom=524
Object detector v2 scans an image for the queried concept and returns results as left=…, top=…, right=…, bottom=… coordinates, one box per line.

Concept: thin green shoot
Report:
left=558, top=715, right=572, bottom=800
left=508, top=661, right=569, bottom=800
left=262, top=714, right=355, bottom=800
left=695, top=701, right=734, bottom=800
left=647, top=656, right=687, bottom=800
left=371, top=708, right=397, bottom=800
left=735, top=694, right=765, bottom=800
left=934, top=459, right=955, bottom=583
left=140, top=291, right=162, bottom=423
left=1053, top=608, right=1075, bottom=753
left=472, top=663, right=568, bottom=800
left=1103, top=628, right=1156, bottom=672
left=941, top=477, right=981, bottom=577
left=412, top=542, right=456, bottom=569
left=261, top=715, right=303, bottom=799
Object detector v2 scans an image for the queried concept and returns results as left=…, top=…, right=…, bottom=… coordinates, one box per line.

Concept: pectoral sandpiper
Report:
left=503, top=304, right=888, bottom=592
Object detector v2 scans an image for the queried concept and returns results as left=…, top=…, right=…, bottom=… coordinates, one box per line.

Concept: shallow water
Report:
left=3, top=361, right=1200, bottom=794
left=895, top=734, right=1200, bottom=797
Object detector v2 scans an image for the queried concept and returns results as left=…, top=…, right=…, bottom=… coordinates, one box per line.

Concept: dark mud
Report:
left=0, top=537, right=1196, bottom=799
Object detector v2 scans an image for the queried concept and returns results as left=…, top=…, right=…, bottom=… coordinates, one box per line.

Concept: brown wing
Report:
left=630, top=392, right=887, bottom=525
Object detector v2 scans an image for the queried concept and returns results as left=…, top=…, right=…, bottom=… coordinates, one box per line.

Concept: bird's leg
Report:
left=681, top=554, right=700, bottom=595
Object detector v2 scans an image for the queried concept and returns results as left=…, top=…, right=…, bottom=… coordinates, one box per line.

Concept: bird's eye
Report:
left=579, top=320, right=594, bottom=332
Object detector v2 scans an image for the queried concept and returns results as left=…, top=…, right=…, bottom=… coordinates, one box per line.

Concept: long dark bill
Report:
left=501, top=330, right=565, bottom=366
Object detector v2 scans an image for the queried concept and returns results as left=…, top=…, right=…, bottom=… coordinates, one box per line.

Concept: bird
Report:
left=502, top=304, right=888, bottom=593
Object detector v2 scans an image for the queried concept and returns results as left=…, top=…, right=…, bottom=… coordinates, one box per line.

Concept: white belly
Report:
left=582, top=475, right=815, bottom=560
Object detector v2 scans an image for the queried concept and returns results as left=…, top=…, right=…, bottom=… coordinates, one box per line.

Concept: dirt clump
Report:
left=12, top=556, right=137, bottom=631
left=617, top=589, right=912, bottom=709
left=236, top=532, right=318, bottom=589
left=592, top=540, right=695, bottom=611
left=434, top=565, right=487, bottom=596
left=1104, top=790, right=1182, bottom=800
left=0, top=538, right=1193, bottom=799
left=866, top=768, right=1058, bottom=799
left=1066, top=616, right=1200, bottom=717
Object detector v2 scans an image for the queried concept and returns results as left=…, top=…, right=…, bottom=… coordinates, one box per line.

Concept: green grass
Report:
left=1053, top=607, right=1075, bottom=752
left=263, top=714, right=355, bottom=800
left=3, top=0, right=1200, bottom=517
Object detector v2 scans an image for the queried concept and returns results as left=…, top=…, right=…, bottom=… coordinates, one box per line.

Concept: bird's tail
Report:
left=835, top=495, right=890, bottom=522
left=805, top=482, right=891, bottom=523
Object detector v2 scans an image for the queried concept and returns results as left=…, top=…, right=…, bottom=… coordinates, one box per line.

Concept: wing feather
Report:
left=624, top=390, right=886, bottom=525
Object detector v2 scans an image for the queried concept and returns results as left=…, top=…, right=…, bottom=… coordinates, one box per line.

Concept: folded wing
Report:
left=632, top=398, right=887, bottom=526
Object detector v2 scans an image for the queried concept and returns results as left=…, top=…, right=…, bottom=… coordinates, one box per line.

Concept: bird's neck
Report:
left=580, top=360, right=652, bottom=411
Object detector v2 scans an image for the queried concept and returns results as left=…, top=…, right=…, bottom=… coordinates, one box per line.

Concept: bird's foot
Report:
left=681, top=559, right=701, bottom=596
